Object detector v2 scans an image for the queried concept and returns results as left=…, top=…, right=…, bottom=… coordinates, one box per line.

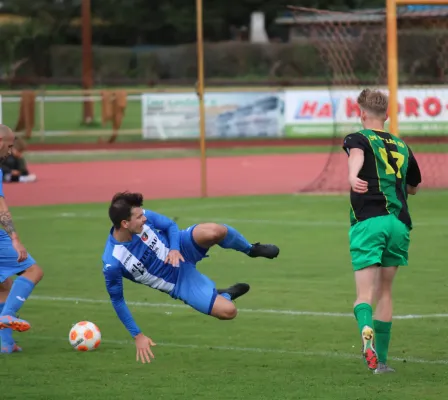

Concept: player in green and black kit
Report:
left=342, top=89, right=422, bottom=374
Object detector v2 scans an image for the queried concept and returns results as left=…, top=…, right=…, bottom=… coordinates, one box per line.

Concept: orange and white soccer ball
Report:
left=69, top=321, right=102, bottom=351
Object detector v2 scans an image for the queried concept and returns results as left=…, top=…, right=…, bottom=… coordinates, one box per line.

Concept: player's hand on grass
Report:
left=349, top=176, right=368, bottom=194
left=12, top=238, right=28, bottom=262
left=135, top=333, right=156, bottom=364
left=165, top=250, right=185, bottom=267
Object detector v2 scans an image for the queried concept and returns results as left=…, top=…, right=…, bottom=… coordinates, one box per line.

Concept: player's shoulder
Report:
left=343, top=131, right=369, bottom=148
left=343, top=130, right=368, bottom=140
left=142, top=208, right=153, bottom=220
left=102, top=233, right=121, bottom=264
left=387, top=131, right=406, bottom=144
left=143, top=208, right=159, bottom=217
left=142, top=208, right=158, bottom=227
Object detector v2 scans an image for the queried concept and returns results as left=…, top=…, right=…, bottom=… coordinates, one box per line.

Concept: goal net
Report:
left=288, top=5, right=448, bottom=192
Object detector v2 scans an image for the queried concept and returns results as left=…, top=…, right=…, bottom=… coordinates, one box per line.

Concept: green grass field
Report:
left=1, top=97, right=143, bottom=135
left=2, top=192, right=448, bottom=399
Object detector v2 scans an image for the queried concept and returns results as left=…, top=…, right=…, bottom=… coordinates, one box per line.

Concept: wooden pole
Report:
left=81, top=0, right=94, bottom=124
left=386, top=0, right=399, bottom=136
left=196, top=0, right=207, bottom=197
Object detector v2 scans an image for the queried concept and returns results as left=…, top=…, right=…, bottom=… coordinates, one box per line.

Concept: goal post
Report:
left=387, top=0, right=448, bottom=137
left=286, top=3, right=448, bottom=192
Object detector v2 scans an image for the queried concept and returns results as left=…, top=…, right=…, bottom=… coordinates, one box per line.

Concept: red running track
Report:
left=4, top=153, right=447, bottom=207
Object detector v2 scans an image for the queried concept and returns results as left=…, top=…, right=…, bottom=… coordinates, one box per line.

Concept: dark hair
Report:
left=13, top=137, right=26, bottom=152
left=109, top=192, right=144, bottom=229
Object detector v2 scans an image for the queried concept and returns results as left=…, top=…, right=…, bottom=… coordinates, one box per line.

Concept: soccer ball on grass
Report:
left=69, top=321, right=102, bottom=351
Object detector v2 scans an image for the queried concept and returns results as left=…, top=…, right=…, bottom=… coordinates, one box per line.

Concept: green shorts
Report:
left=349, top=214, right=410, bottom=271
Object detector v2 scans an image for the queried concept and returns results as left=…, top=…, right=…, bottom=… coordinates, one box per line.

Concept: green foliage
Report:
left=3, top=0, right=391, bottom=46
left=48, top=42, right=328, bottom=81
left=0, top=20, right=52, bottom=78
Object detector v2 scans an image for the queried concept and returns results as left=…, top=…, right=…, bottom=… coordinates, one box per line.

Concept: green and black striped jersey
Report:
left=342, top=129, right=422, bottom=228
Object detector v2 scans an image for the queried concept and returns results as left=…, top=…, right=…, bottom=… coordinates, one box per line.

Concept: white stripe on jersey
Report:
left=112, top=245, right=175, bottom=293
left=136, top=225, right=170, bottom=262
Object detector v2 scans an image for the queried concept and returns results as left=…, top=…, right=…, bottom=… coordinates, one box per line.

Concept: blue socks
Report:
left=218, top=225, right=252, bottom=254
left=220, top=293, right=231, bottom=301
left=1, top=276, right=35, bottom=317
left=0, top=302, right=14, bottom=347
left=0, top=276, right=34, bottom=351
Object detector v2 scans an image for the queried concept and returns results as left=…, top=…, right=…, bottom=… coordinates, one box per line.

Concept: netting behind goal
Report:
left=288, top=6, right=448, bottom=193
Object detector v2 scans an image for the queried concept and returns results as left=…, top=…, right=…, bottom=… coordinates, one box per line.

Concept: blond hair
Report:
left=357, top=89, right=388, bottom=117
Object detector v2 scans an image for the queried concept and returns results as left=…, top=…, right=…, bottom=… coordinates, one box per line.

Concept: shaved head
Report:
left=0, top=124, right=13, bottom=137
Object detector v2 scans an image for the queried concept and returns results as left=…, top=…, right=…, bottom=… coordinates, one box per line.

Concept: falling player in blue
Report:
left=0, top=124, right=44, bottom=353
left=102, top=191, right=280, bottom=364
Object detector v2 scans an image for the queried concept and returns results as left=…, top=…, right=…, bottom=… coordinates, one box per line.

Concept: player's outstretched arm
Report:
left=103, top=263, right=156, bottom=363
left=144, top=209, right=184, bottom=266
left=0, top=196, right=27, bottom=261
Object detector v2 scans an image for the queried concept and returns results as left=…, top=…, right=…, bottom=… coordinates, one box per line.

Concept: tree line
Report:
left=2, top=0, right=385, bottom=46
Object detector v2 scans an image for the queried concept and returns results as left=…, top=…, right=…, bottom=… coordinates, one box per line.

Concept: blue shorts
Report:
left=170, top=225, right=217, bottom=315
left=0, top=234, right=36, bottom=283
left=179, top=224, right=209, bottom=264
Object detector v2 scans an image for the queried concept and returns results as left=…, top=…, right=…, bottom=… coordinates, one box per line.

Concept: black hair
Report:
left=108, top=191, right=144, bottom=229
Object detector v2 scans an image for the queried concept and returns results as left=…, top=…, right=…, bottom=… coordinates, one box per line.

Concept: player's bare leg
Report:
left=354, top=266, right=379, bottom=370
left=192, top=223, right=228, bottom=248
left=210, top=294, right=238, bottom=320
left=0, top=278, right=22, bottom=352
left=191, top=223, right=275, bottom=300
left=192, top=223, right=279, bottom=259
left=372, top=266, right=398, bottom=374
left=0, top=264, right=44, bottom=333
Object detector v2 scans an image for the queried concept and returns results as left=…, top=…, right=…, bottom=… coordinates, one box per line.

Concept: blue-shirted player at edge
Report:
left=102, top=191, right=280, bottom=363
left=0, top=124, right=44, bottom=353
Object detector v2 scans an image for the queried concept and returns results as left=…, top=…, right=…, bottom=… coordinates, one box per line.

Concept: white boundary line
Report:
left=34, top=335, right=448, bottom=366
left=31, top=295, right=448, bottom=320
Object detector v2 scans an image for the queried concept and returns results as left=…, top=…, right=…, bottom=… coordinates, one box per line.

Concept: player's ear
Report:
left=360, top=109, right=365, bottom=122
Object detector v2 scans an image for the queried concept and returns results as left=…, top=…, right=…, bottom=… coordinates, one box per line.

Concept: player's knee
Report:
left=223, top=304, right=238, bottom=320
left=22, top=264, right=44, bottom=284
left=216, top=303, right=237, bottom=320
left=0, top=278, right=13, bottom=292
left=193, top=223, right=227, bottom=248
left=376, top=287, right=392, bottom=303
left=208, top=224, right=227, bottom=244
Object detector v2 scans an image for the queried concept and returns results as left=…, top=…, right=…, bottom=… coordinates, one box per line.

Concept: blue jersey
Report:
left=101, top=209, right=181, bottom=337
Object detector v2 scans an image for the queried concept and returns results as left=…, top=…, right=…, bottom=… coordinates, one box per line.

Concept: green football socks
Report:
left=354, top=303, right=373, bottom=334
left=374, top=319, right=392, bottom=363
